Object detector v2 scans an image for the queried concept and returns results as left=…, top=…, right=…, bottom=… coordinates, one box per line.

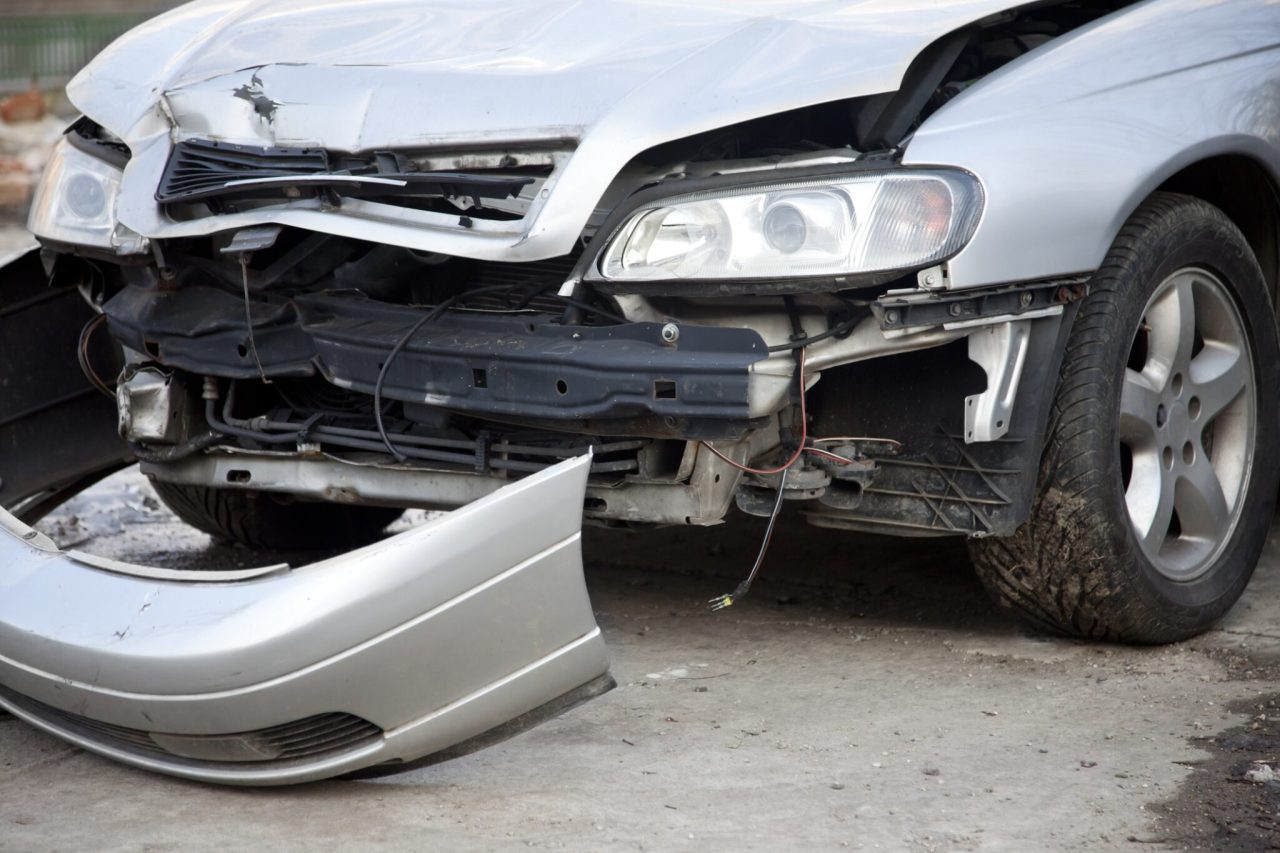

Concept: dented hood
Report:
left=71, top=0, right=1024, bottom=258
left=73, top=0, right=1025, bottom=149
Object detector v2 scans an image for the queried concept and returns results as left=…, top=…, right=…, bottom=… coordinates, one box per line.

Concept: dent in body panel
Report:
left=231, top=72, right=282, bottom=125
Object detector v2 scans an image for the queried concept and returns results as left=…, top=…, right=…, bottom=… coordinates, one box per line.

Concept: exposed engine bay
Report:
left=41, top=2, right=1131, bottom=536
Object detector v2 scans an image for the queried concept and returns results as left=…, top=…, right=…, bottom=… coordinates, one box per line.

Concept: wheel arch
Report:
left=1154, top=154, right=1280, bottom=308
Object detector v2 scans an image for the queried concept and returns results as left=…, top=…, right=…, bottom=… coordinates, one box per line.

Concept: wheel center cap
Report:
left=1165, top=400, right=1190, bottom=440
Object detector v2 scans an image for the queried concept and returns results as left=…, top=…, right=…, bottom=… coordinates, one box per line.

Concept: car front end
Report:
left=24, top=0, right=1099, bottom=539
left=8, top=0, right=1278, bottom=784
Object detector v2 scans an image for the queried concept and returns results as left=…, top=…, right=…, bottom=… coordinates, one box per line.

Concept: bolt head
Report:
left=885, top=310, right=899, bottom=325
left=924, top=273, right=938, bottom=286
left=660, top=323, right=680, bottom=343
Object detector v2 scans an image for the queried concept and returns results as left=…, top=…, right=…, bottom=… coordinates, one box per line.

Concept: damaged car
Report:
left=3, top=0, right=1280, bottom=784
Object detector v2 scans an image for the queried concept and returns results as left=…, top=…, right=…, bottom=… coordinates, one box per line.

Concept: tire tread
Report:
left=150, top=479, right=403, bottom=552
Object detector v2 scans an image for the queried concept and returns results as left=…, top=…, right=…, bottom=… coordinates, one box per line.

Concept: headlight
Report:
left=28, top=137, right=143, bottom=253
left=592, top=169, right=983, bottom=282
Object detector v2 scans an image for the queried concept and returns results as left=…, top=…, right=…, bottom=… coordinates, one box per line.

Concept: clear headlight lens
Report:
left=28, top=137, right=129, bottom=250
left=595, top=169, right=983, bottom=281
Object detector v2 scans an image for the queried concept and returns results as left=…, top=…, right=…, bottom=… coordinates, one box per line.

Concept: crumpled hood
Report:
left=73, top=0, right=1023, bottom=150
left=71, top=0, right=1024, bottom=259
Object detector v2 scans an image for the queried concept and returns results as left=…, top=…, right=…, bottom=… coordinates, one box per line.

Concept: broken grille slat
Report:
left=156, top=138, right=533, bottom=206
left=156, top=140, right=330, bottom=201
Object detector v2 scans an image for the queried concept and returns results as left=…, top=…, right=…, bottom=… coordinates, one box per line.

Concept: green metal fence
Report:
left=0, top=14, right=163, bottom=94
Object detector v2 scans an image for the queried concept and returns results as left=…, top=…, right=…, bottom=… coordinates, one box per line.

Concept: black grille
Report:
left=0, top=686, right=382, bottom=767
left=157, top=138, right=329, bottom=201
left=157, top=138, right=533, bottom=206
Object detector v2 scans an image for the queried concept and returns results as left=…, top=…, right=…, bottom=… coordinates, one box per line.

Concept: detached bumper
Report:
left=0, top=454, right=610, bottom=786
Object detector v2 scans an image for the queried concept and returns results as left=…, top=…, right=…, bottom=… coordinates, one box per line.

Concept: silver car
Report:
left=3, top=0, right=1279, bottom=784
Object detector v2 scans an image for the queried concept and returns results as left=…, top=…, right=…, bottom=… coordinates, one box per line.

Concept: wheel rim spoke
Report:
left=1176, top=454, right=1231, bottom=542
left=1132, top=465, right=1176, bottom=552
left=1190, top=341, right=1247, bottom=423
left=1119, top=369, right=1160, bottom=446
left=1144, top=272, right=1197, bottom=383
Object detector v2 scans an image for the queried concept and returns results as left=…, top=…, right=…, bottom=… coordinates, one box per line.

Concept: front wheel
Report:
left=150, top=479, right=404, bottom=552
left=969, top=192, right=1279, bottom=642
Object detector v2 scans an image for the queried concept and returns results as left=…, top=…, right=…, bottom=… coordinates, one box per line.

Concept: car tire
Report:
left=968, top=192, right=1280, bottom=642
left=150, top=479, right=404, bottom=551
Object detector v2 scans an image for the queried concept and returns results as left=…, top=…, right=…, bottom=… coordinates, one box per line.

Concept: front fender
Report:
left=905, top=0, right=1280, bottom=289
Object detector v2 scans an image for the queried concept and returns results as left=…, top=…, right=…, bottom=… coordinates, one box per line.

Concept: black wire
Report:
left=129, top=431, right=224, bottom=463
left=549, top=294, right=631, bottom=325
left=374, top=301, right=453, bottom=461
left=371, top=285, right=528, bottom=461
left=767, top=313, right=862, bottom=352
left=764, top=293, right=871, bottom=353
left=227, top=280, right=629, bottom=462
left=239, top=256, right=273, bottom=385
left=708, top=466, right=790, bottom=610
left=372, top=284, right=634, bottom=460
left=77, top=314, right=115, bottom=398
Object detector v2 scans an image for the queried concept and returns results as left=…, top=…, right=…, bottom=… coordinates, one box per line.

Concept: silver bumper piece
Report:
left=0, top=454, right=610, bottom=785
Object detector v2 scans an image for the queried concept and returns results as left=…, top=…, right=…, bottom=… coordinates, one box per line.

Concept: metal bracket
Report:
left=219, top=224, right=283, bottom=256
left=916, top=264, right=946, bottom=290
left=964, top=320, right=1030, bottom=443
left=873, top=275, right=1087, bottom=332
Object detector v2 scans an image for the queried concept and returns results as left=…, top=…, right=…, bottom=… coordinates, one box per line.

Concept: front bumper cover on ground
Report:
left=0, top=454, right=611, bottom=786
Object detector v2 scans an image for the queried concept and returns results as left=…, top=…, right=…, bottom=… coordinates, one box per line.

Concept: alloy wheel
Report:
left=1119, top=267, right=1255, bottom=581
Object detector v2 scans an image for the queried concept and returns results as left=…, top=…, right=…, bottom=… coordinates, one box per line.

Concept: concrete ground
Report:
left=3, top=468, right=1280, bottom=852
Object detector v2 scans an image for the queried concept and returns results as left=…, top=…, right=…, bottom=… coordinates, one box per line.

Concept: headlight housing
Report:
left=591, top=168, right=983, bottom=284
left=28, top=136, right=143, bottom=253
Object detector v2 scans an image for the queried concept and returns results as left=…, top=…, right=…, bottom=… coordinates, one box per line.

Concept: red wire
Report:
left=702, top=348, right=883, bottom=474
left=702, top=348, right=808, bottom=476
